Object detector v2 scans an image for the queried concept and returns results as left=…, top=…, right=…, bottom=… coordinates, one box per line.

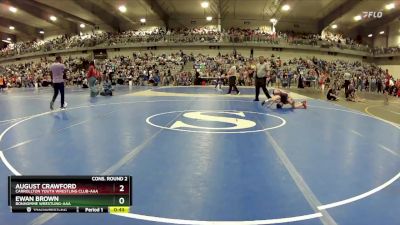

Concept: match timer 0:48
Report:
left=109, top=206, right=130, bottom=214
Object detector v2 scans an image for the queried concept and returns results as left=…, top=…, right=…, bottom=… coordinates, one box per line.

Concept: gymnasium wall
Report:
left=369, top=21, right=400, bottom=78
left=387, top=22, right=399, bottom=47
left=373, top=20, right=400, bottom=48
left=167, top=17, right=318, bottom=34
left=168, top=19, right=221, bottom=30
left=373, top=35, right=388, bottom=48
left=363, top=37, right=374, bottom=48
left=43, top=32, right=65, bottom=42
left=379, top=65, right=400, bottom=79
left=373, top=56, right=400, bottom=79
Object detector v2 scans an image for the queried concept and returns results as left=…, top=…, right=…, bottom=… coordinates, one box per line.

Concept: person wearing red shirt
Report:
left=384, top=69, right=391, bottom=104
left=384, top=70, right=391, bottom=90
left=0, top=76, right=4, bottom=92
left=87, top=61, right=100, bottom=97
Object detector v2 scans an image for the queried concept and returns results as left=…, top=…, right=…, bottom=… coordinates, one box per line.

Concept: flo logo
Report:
left=362, top=11, right=383, bottom=19
left=146, top=110, right=286, bottom=134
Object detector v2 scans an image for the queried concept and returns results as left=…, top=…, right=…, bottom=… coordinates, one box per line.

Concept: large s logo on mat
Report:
left=170, top=111, right=256, bottom=130
left=146, top=110, right=286, bottom=134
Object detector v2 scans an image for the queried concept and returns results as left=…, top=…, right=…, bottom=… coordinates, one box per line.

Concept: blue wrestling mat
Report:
left=0, top=86, right=398, bottom=225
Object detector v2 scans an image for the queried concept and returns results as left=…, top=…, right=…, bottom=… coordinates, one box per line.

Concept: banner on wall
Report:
left=93, top=49, right=108, bottom=60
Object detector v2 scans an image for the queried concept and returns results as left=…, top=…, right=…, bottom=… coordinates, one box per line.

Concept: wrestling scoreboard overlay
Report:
left=8, top=176, right=132, bottom=213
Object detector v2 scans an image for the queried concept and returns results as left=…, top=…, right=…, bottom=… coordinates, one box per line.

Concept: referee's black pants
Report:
left=255, top=77, right=271, bottom=101
left=227, top=76, right=239, bottom=94
left=344, top=80, right=350, bottom=98
left=52, top=82, right=65, bottom=107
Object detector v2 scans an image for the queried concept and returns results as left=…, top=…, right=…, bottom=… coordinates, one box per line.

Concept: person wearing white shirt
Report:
left=50, top=56, right=67, bottom=110
left=343, top=72, right=351, bottom=98
left=226, top=66, right=240, bottom=95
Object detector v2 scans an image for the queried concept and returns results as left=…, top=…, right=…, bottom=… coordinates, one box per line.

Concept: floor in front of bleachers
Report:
left=290, top=87, right=400, bottom=124
left=0, top=86, right=399, bottom=225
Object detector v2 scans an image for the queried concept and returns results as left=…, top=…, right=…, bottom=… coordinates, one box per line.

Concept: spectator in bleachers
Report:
left=1, top=27, right=373, bottom=58
left=0, top=75, right=4, bottom=91
left=1, top=50, right=398, bottom=100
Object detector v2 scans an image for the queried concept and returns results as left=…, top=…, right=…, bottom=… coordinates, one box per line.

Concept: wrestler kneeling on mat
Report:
left=262, top=89, right=307, bottom=109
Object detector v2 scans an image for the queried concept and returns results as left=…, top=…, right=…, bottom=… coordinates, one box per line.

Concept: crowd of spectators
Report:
left=1, top=33, right=109, bottom=57
left=1, top=50, right=399, bottom=97
left=95, top=51, right=187, bottom=86
left=0, top=51, right=189, bottom=89
left=322, top=31, right=369, bottom=51
left=0, top=56, right=88, bottom=88
left=189, top=52, right=399, bottom=97
left=1, top=27, right=375, bottom=58
left=373, top=46, right=400, bottom=55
